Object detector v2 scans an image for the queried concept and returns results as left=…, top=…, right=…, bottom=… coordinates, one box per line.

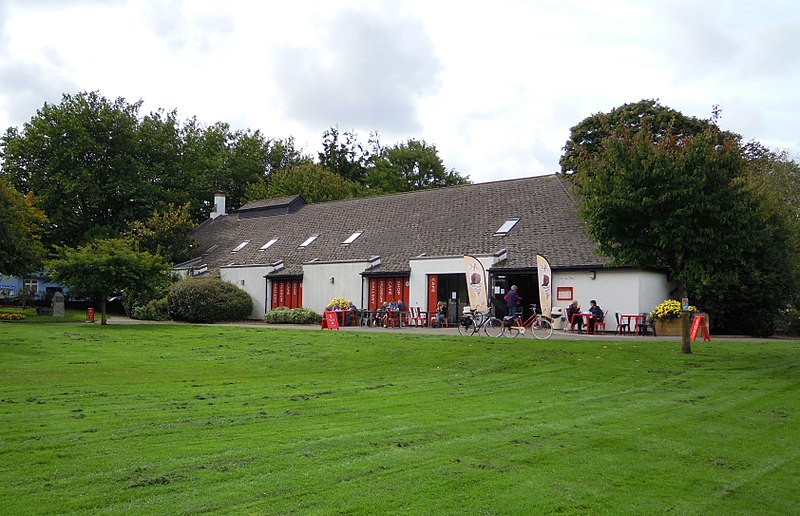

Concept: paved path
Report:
left=100, top=315, right=777, bottom=342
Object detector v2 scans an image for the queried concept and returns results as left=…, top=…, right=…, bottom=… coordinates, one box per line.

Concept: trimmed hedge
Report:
left=263, top=306, right=322, bottom=325
left=168, top=278, right=253, bottom=323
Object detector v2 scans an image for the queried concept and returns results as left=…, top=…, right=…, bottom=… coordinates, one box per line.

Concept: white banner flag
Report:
left=463, top=255, right=489, bottom=312
left=536, top=254, right=552, bottom=319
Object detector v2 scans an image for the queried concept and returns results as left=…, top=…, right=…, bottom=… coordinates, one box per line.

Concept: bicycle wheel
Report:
left=532, top=319, right=553, bottom=339
left=458, top=317, right=476, bottom=336
left=507, top=323, right=524, bottom=338
left=483, top=317, right=503, bottom=337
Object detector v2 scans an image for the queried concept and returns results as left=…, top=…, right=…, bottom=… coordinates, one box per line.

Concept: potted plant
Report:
left=650, top=299, right=697, bottom=336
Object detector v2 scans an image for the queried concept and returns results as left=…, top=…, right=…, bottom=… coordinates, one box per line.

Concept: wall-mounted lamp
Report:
left=329, top=276, right=335, bottom=284
left=589, top=271, right=596, bottom=280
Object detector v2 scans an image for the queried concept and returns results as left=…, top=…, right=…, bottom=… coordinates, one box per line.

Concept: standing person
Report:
left=505, top=285, right=521, bottom=318
left=587, top=299, right=604, bottom=333
left=566, top=300, right=583, bottom=332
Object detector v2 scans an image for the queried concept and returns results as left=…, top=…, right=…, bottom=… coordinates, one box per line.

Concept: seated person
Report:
left=433, top=301, right=447, bottom=327
left=377, top=302, right=388, bottom=326
left=396, top=299, right=408, bottom=324
left=566, top=300, right=583, bottom=331
left=345, top=301, right=358, bottom=326
left=587, top=299, right=604, bottom=333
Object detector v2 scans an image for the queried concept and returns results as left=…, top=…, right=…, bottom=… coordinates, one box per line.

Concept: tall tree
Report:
left=0, top=92, right=300, bottom=248
left=47, top=238, right=169, bottom=325
left=0, top=178, right=48, bottom=276
left=560, top=99, right=724, bottom=176
left=253, top=162, right=365, bottom=204
left=318, top=126, right=370, bottom=183
left=572, top=124, right=793, bottom=344
left=1, top=91, right=151, bottom=248
left=126, top=203, right=196, bottom=265
left=367, top=139, right=469, bottom=193
left=740, top=143, right=800, bottom=309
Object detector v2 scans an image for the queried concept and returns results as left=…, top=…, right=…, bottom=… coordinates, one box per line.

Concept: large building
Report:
left=176, top=174, right=673, bottom=329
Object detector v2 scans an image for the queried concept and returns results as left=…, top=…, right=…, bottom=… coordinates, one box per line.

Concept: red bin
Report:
left=86, top=308, right=95, bottom=323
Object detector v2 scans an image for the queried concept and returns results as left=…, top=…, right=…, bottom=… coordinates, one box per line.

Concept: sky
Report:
left=1, top=0, right=798, bottom=184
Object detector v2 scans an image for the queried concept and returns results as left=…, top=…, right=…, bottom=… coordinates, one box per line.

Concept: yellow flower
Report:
left=650, top=299, right=698, bottom=320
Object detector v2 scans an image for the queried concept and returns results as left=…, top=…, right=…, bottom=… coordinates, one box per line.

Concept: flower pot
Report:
left=654, top=318, right=683, bottom=337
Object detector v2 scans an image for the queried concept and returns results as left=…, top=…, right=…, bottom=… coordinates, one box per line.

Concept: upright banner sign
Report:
left=536, top=254, right=553, bottom=319
left=464, top=255, right=489, bottom=312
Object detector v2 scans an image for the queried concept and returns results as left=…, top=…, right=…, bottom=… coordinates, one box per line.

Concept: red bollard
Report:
left=86, top=307, right=95, bottom=323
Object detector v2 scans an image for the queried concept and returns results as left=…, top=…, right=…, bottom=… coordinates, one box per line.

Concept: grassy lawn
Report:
left=1, top=324, right=798, bottom=514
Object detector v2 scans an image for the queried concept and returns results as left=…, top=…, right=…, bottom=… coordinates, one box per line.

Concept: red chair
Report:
left=430, top=312, right=449, bottom=328
left=568, top=312, right=582, bottom=332
left=615, top=313, right=630, bottom=335
left=594, top=310, right=608, bottom=334
left=386, top=309, right=401, bottom=328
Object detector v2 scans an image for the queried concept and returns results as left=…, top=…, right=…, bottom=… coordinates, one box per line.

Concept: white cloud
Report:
left=1, top=0, right=799, bottom=181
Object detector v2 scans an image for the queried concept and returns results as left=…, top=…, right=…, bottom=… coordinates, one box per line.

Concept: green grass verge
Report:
left=1, top=324, right=798, bottom=514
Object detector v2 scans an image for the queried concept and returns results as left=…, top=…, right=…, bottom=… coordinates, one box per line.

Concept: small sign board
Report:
left=690, top=314, right=710, bottom=342
left=321, top=311, right=340, bottom=330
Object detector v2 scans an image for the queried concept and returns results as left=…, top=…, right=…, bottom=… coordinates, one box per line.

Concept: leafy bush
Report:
left=263, top=306, right=322, bottom=325
left=168, top=278, right=253, bottom=323
left=131, top=297, right=171, bottom=321
left=774, top=307, right=800, bottom=336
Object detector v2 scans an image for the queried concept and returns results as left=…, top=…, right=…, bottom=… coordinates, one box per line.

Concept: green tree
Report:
left=47, top=238, right=170, bottom=325
left=573, top=124, right=793, bottom=347
left=318, top=126, right=370, bottom=183
left=0, top=91, right=154, bottom=248
left=366, top=139, right=469, bottom=193
left=126, top=203, right=196, bottom=264
left=0, top=178, right=48, bottom=276
left=741, top=144, right=800, bottom=320
left=560, top=99, right=722, bottom=176
left=253, top=162, right=365, bottom=203
left=0, top=92, right=297, bottom=248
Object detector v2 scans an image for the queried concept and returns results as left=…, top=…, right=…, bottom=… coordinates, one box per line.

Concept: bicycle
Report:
left=499, top=304, right=553, bottom=339
left=458, top=309, right=503, bottom=337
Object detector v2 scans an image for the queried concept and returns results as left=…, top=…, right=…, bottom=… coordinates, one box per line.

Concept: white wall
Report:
left=219, top=257, right=672, bottom=328
left=552, top=268, right=671, bottom=331
left=220, top=265, right=280, bottom=319
left=302, top=260, right=374, bottom=314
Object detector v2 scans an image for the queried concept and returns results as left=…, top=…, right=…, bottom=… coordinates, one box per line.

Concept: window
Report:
left=232, top=240, right=251, bottom=252
left=299, top=234, right=319, bottom=248
left=259, top=238, right=278, bottom=251
left=342, top=231, right=363, bottom=245
left=23, top=278, right=39, bottom=292
left=495, top=218, right=520, bottom=235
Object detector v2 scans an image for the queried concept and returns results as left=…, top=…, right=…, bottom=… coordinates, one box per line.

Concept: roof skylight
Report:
left=495, top=218, right=520, bottom=235
left=259, top=238, right=278, bottom=251
left=342, top=231, right=363, bottom=245
left=231, top=240, right=251, bottom=252
left=299, top=234, right=319, bottom=248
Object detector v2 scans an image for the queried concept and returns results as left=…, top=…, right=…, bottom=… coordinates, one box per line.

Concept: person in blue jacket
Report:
left=587, top=299, right=604, bottom=333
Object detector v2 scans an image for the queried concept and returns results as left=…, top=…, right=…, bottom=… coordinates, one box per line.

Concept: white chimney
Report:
left=211, top=193, right=226, bottom=219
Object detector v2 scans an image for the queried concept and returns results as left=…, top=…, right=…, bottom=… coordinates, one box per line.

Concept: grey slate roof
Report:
left=189, top=174, right=612, bottom=277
